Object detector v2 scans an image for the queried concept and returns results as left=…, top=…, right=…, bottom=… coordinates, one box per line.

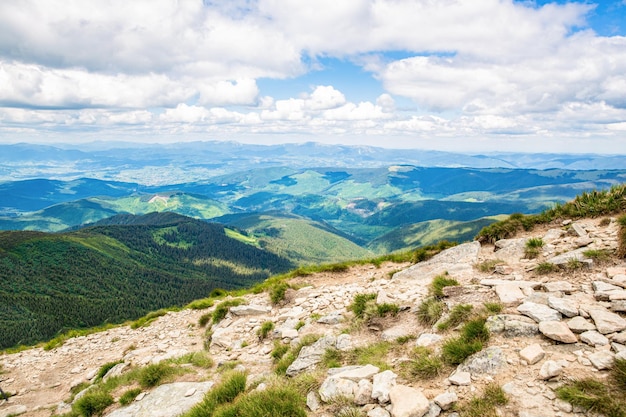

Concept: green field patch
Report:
left=224, top=228, right=259, bottom=247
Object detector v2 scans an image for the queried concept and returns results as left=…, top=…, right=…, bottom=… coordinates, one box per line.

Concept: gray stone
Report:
left=355, top=379, right=374, bottom=405
left=317, top=311, right=344, bottom=324
left=480, top=279, right=541, bottom=289
left=336, top=333, right=353, bottom=351
left=368, top=407, right=392, bottom=417
left=547, top=296, right=579, bottom=317
left=519, top=344, right=545, bottom=365
left=517, top=302, right=562, bottom=323
left=106, top=382, right=214, bottom=417
left=286, top=335, right=336, bottom=376
left=495, top=283, right=526, bottom=306
left=333, top=364, right=380, bottom=382
left=589, top=351, right=615, bottom=370
left=567, top=316, right=596, bottom=333
left=448, top=370, right=471, bottom=386
left=459, top=347, right=507, bottom=375
left=589, top=308, right=626, bottom=334
left=543, top=281, right=575, bottom=294
left=389, top=385, right=430, bottom=417
left=424, top=403, right=442, bottom=417
left=372, top=370, right=397, bottom=403
left=571, top=222, right=587, bottom=237
left=546, top=248, right=590, bottom=266
left=580, top=330, right=609, bottom=347
left=416, top=333, right=443, bottom=347
left=102, top=362, right=128, bottom=381
left=612, top=300, right=626, bottom=312
left=393, top=242, right=480, bottom=282
left=229, top=305, right=270, bottom=316
left=0, top=405, right=27, bottom=417
left=306, top=391, right=321, bottom=411
left=539, top=321, right=578, bottom=343
left=486, top=314, right=538, bottom=337
left=539, top=360, right=562, bottom=380
left=543, top=229, right=564, bottom=243
left=318, top=376, right=357, bottom=402
left=434, top=391, right=458, bottom=410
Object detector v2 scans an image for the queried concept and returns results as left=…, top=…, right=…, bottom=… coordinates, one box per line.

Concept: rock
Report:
left=539, top=360, right=562, bottom=380
left=355, top=379, right=374, bottom=405
left=0, top=405, right=27, bottom=417
left=281, top=328, right=299, bottom=339
left=333, top=364, right=380, bottom=382
left=434, top=391, right=458, bottom=410
left=389, top=385, right=430, bottom=417
left=368, top=407, right=392, bottom=417
left=571, top=222, right=587, bottom=237
left=336, top=334, right=353, bottom=351
left=546, top=248, right=590, bottom=266
left=517, top=302, right=562, bottom=323
left=106, top=382, right=214, bottom=417
left=448, top=370, right=471, bottom=386
left=495, top=283, right=526, bottom=306
left=519, top=344, right=545, bottom=365
left=229, top=305, right=270, bottom=316
left=286, top=335, right=337, bottom=376
left=543, top=229, right=564, bottom=243
left=607, top=267, right=626, bottom=278
left=416, top=333, right=443, bottom=347
left=372, top=370, right=397, bottom=403
left=480, top=279, right=541, bottom=289
left=317, top=311, right=344, bottom=324
left=589, top=308, right=626, bottom=334
left=588, top=351, right=615, bottom=370
left=459, top=347, right=507, bottom=375
left=580, top=330, right=609, bottom=347
left=486, top=314, right=538, bottom=337
left=612, top=300, right=626, bottom=312
left=538, top=321, right=578, bottom=343
left=210, top=328, right=233, bottom=349
left=424, top=403, right=443, bottom=417
left=103, top=362, right=128, bottom=381
left=306, top=391, right=321, bottom=411
left=547, top=296, right=579, bottom=317
left=567, top=316, right=596, bottom=333
left=318, top=376, right=357, bottom=402
left=543, top=281, right=575, bottom=294
left=393, top=242, right=480, bottom=282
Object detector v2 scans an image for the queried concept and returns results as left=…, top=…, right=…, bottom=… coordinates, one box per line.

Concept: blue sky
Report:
left=0, top=0, right=625, bottom=153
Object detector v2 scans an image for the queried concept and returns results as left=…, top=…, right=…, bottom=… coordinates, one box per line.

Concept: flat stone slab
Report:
left=229, top=305, right=271, bottom=316
left=518, top=302, right=562, bottom=323
left=393, top=242, right=480, bottom=282
left=107, top=382, right=214, bottom=417
left=519, top=344, right=545, bottom=365
left=481, top=279, right=542, bottom=289
left=547, top=296, right=579, bottom=318
left=332, top=364, right=380, bottom=382
left=589, top=308, right=626, bottom=334
left=389, top=385, right=429, bottom=417
left=539, top=321, right=578, bottom=343
left=495, top=283, right=526, bottom=306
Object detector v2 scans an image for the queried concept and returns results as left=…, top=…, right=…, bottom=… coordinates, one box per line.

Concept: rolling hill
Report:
left=0, top=212, right=294, bottom=349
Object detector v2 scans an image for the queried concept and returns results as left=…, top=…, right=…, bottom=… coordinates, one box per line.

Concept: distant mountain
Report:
left=0, top=213, right=293, bottom=349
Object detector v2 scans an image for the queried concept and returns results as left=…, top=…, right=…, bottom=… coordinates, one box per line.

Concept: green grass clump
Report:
left=376, top=303, right=400, bottom=317
left=187, top=298, right=215, bottom=310
left=416, top=297, right=445, bottom=326
left=198, top=313, right=212, bottom=327
left=181, top=371, right=247, bottom=417
left=274, top=334, right=320, bottom=375
left=138, top=362, right=175, bottom=388
left=213, top=385, right=307, bottom=417
left=457, top=383, right=508, bottom=417
left=271, top=341, right=290, bottom=362
left=168, top=351, right=214, bottom=369
left=343, top=341, right=392, bottom=370
left=437, top=304, right=473, bottom=331
left=348, top=293, right=377, bottom=318
left=483, top=302, right=503, bottom=314
left=566, top=258, right=585, bottom=270
left=413, top=241, right=457, bottom=263
left=612, top=358, right=626, bottom=391
left=619, top=214, right=626, bottom=259
left=475, top=259, right=506, bottom=273
left=405, top=347, right=444, bottom=379
left=441, top=318, right=489, bottom=365
left=583, top=249, right=613, bottom=263
left=430, top=273, right=459, bottom=297
left=524, top=237, right=544, bottom=259
left=212, top=298, right=245, bottom=324
left=535, top=262, right=557, bottom=275
left=73, top=391, right=114, bottom=417
left=322, top=348, right=343, bottom=369
left=257, top=321, right=275, bottom=340
left=556, top=379, right=625, bottom=417
left=95, top=360, right=123, bottom=381
left=119, top=388, right=142, bottom=406
left=269, top=282, right=290, bottom=305
left=130, top=308, right=177, bottom=329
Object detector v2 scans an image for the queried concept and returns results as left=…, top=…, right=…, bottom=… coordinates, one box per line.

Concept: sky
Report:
left=1, top=0, right=626, bottom=153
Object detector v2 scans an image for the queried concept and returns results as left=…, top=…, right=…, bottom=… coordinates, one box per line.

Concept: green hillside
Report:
left=0, top=213, right=293, bottom=349
left=216, top=212, right=373, bottom=264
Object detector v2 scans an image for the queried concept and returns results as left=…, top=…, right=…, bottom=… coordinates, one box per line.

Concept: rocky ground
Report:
left=1, top=216, right=625, bottom=417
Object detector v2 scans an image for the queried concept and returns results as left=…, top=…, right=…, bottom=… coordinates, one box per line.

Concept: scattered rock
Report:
left=389, top=385, right=430, bottom=417
left=448, top=370, right=471, bottom=386
left=580, top=330, right=609, bottom=347
left=589, top=308, right=626, bottom=334
left=518, top=302, right=562, bottom=323
left=519, top=344, right=545, bottom=365
left=539, top=360, right=563, bottom=380
left=538, top=321, right=578, bottom=344
left=434, top=391, right=458, bottom=410
left=588, top=351, right=615, bottom=370
left=372, top=370, right=397, bottom=403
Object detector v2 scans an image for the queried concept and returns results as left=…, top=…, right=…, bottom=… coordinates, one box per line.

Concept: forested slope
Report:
left=0, top=213, right=294, bottom=349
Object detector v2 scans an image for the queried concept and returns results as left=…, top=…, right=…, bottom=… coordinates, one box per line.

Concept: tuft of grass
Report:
left=212, top=385, right=307, bottom=417
left=483, top=302, right=503, bottom=314
left=376, top=303, right=400, bottom=317
left=95, top=360, right=123, bottom=381
left=198, top=313, right=212, bottom=327
left=187, top=298, right=215, bottom=310
left=138, top=362, right=176, bottom=388
left=395, top=335, right=416, bottom=345
left=416, top=297, right=445, bottom=326
left=613, top=358, right=626, bottom=391
left=274, top=334, right=320, bottom=375
left=348, top=293, right=377, bottom=318
left=462, top=318, right=490, bottom=342
left=269, top=282, right=290, bottom=305
left=168, top=351, right=214, bottom=369
left=566, top=258, right=585, bottom=270
left=458, top=383, right=508, bottom=417
left=212, top=298, right=245, bottom=324
left=535, top=262, right=557, bottom=275
left=181, top=371, right=247, bottom=417
left=119, top=387, right=142, bottom=406
left=73, top=390, right=114, bottom=417
left=413, top=241, right=457, bottom=263
left=475, top=259, right=506, bottom=273
left=441, top=318, right=489, bottom=365
left=271, top=341, right=290, bottom=362
left=524, top=237, right=544, bottom=259
left=430, top=273, right=459, bottom=297
left=295, top=320, right=305, bottom=331
left=130, top=308, right=177, bottom=329
left=619, top=214, right=626, bottom=259
left=405, top=347, right=444, bottom=379
left=437, top=304, right=473, bottom=331
left=257, top=321, right=275, bottom=340
left=343, top=341, right=392, bottom=370
left=583, top=249, right=614, bottom=263
left=322, top=348, right=343, bottom=369
left=556, top=378, right=625, bottom=417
